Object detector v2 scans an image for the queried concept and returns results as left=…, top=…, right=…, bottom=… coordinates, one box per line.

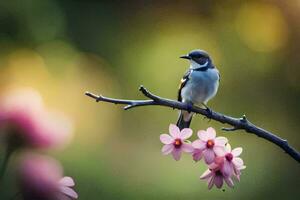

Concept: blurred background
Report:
left=0, top=0, right=299, bottom=199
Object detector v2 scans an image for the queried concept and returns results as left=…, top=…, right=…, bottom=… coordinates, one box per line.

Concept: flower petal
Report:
left=192, top=140, right=206, bottom=150
left=206, top=127, right=216, bottom=140
left=193, top=150, right=203, bottom=162
left=208, top=176, right=215, bottom=190
left=56, top=193, right=74, bottom=200
left=233, top=165, right=241, bottom=176
left=198, top=130, right=209, bottom=141
left=208, top=162, right=220, bottom=170
left=213, top=146, right=226, bottom=157
left=160, top=134, right=174, bottom=144
left=215, top=137, right=228, bottom=147
left=232, top=147, right=243, bottom=157
left=203, top=149, right=215, bottom=164
left=214, top=156, right=224, bottom=165
left=182, top=143, right=194, bottom=153
left=172, top=149, right=182, bottom=161
left=200, top=169, right=213, bottom=179
left=161, top=144, right=174, bottom=155
left=225, top=143, right=231, bottom=152
left=180, top=128, right=193, bottom=139
left=232, top=157, right=244, bottom=167
left=214, top=175, right=223, bottom=188
left=169, top=124, right=180, bottom=138
left=60, top=186, right=78, bottom=199
left=224, top=177, right=234, bottom=188
left=238, top=165, right=246, bottom=170
left=234, top=174, right=241, bottom=182
left=59, top=177, right=75, bottom=187
left=222, top=160, right=233, bottom=177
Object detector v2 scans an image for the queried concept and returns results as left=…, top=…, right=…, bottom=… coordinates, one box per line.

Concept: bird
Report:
left=176, top=49, right=220, bottom=130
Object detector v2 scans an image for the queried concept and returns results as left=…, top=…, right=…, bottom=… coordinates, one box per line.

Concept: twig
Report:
left=85, top=86, right=300, bottom=163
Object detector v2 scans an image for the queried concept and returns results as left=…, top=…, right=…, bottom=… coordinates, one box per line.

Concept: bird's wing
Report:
left=177, top=69, right=191, bottom=102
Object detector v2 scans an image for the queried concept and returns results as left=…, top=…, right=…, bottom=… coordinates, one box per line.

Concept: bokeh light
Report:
left=235, top=2, right=288, bottom=52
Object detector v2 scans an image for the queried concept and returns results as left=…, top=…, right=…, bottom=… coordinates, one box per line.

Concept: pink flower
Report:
left=17, top=153, right=78, bottom=200
left=192, top=127, right=227, bottom=164
left=0, top=88, right=73, bottom=149
left=160, top=124, right=194, bottom=161
left=58, top=177, right=78, bottom=200
left=215, top=144, right=246, bottom=179
left=192, top=149, right=203, bottom=162
left=200, top=164, right=234, bottom=190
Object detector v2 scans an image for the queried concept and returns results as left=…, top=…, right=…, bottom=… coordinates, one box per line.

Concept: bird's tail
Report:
left=176, top=111, right=193, bottom=130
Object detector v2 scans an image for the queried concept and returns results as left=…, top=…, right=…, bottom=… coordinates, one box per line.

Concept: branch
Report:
left=85, top=86, right=300, bottom=163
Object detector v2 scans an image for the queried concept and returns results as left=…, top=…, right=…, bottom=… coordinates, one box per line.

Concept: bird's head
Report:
left=180, top=49, right=213, bottom=69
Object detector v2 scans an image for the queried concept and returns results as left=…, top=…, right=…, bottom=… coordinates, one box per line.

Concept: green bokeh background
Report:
left=0, top=0, right=299, bottom=199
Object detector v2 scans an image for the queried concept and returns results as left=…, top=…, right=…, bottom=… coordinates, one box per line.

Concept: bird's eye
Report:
left=197, top=57, right=208, bottom=65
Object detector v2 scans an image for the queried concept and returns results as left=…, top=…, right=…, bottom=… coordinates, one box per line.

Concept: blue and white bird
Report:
left=176, top=49, right=220, bottom=130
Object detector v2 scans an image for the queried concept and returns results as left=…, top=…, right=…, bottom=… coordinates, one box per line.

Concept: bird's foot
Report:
left=201, top=103, right=213, bottom=120
left=205, top=107, right=213, bottom=119
left=185, top=103, right=193, bottom=113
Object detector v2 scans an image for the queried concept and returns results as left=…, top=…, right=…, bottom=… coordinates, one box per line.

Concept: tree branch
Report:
left=85, top=86, right=300, bottom=163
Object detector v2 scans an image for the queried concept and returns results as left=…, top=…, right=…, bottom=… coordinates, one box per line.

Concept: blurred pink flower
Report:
left=160, top=124, right=194, bottom=161
left=200, top=164, right=234, bottom=190
left=215, top=144, right=246, bottom=179
left=0, top=88, right=73, bottom=149
left=192, top=127, right=227, bottom=164
left=17, top=153, right=78, bottom=200
left=58, top=177, right=78, bottom=200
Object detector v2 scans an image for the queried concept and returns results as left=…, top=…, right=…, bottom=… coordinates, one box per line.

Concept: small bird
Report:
left=176, top=49, right=220, bottom=130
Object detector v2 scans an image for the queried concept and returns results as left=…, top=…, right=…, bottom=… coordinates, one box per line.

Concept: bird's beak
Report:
left=180, top=55, right=191, bottom=60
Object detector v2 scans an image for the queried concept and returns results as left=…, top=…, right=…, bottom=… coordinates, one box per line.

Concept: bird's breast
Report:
left=181, top=69, right=219, bottom=105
